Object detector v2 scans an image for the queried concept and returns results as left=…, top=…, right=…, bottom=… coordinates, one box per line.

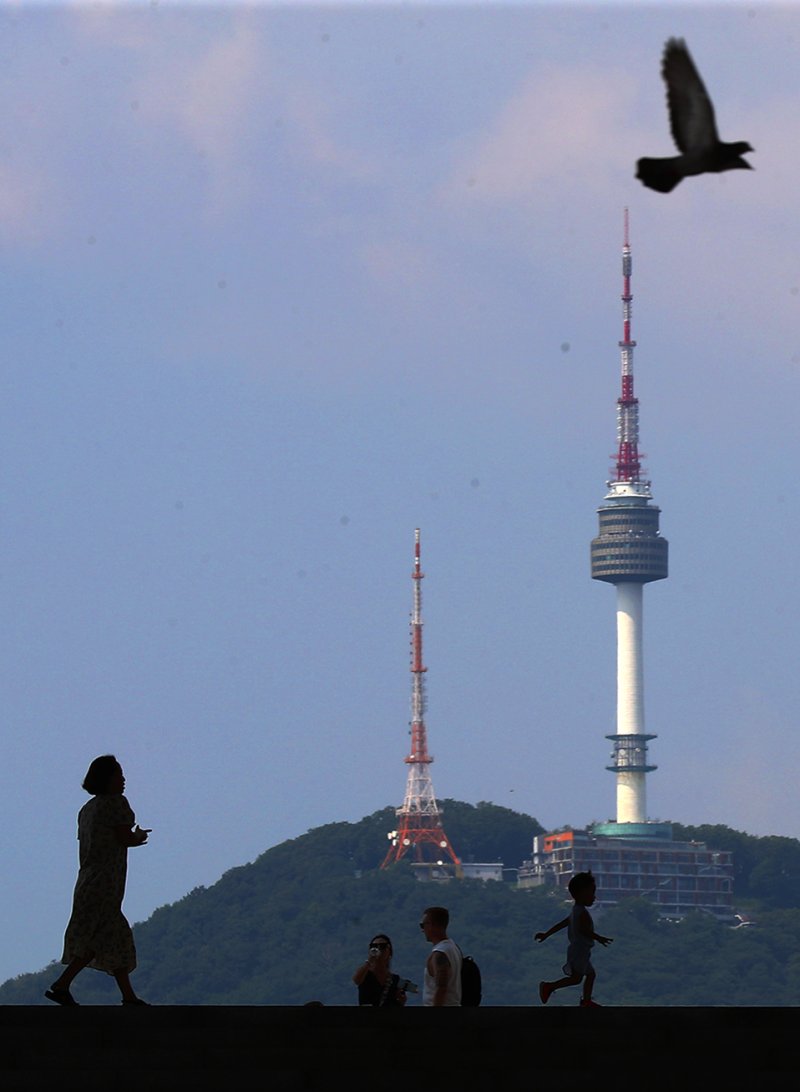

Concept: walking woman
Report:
left=46, top=755, right=152, bottom=1006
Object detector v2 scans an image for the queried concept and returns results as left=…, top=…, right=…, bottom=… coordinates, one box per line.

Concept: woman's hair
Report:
left=370, top=934, right=393, bottom=957
left=82, top=754, right=122, bottom=795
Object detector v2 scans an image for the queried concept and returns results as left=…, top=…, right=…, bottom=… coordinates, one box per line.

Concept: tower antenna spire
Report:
left=616, top=205, right=642, bottom=483
left=590, top=210, right=668, bottom=826
left=382, top=529, right=461, bottom=877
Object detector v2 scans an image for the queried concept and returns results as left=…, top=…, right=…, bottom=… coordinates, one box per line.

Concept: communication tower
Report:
left=590, top=209, right=668, bottom=825
left=518, top=213, right=732, bottom=922
left=382, top=529, right=462, bottom=877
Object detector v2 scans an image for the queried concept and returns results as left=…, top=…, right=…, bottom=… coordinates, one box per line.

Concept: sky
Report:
left=2, top=0, right=800, bottom=984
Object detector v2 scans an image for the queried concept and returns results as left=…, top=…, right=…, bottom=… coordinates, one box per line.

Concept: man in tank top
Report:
left=420, top=905, right=462, bottom=1006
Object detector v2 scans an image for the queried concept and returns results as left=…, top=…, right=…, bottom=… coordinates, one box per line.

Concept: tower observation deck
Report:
left=590, top=210, right=668, bottom=825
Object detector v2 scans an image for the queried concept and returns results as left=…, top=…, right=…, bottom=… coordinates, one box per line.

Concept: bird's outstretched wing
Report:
left=662, top=37, right=720, bottom=153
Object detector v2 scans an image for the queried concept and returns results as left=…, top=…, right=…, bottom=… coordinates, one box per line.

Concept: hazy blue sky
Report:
left=3, top=0, right=800, bottom=984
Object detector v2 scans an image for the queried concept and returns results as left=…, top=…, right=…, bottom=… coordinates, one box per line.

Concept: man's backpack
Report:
left=459, top=951, right=482, bottom=1007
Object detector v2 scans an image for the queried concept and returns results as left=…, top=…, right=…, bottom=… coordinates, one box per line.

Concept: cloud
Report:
left=129, top=17, right=265, bottom=218
left=0, top=9, right=270, bottom=237
left=439, top=63, right=638, bottom=209
left=279, top=85, right=377, bottom=184
left=125, top=13, right=377, bottom=219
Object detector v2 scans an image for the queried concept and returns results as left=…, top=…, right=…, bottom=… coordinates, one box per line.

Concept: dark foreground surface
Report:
left=3, top=1004, right=798, bottom=1089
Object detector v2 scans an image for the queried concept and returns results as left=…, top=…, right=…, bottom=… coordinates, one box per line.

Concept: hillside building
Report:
left=517, top=822, right=734, bottom=921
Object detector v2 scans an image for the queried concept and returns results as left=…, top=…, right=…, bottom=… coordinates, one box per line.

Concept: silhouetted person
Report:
left=420, top=906, right=462, bottom=1006
left=352, top=933, right=409, bottom=1006
left=636, top=37, right=754, bottom=193
left=46, top=755, right=152, bottom=1006
left=535, top=870, right=612, bottom=1007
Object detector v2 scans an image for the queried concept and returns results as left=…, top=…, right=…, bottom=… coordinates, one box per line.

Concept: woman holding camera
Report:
left=352, top=933, right=408, bottom=1007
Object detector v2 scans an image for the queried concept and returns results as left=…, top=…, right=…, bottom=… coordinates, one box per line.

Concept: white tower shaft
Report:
left=616, top=583, right=646, bottom=823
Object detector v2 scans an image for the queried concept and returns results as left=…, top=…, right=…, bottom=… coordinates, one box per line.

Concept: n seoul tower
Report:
left=590, top=210, right=668, bottom=825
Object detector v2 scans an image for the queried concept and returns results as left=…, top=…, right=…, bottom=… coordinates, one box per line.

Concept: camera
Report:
left=397, top=979, right=419, bottom=994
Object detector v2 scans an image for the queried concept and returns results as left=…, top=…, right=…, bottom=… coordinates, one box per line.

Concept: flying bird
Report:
left=636, top=37, right=754, bottom=193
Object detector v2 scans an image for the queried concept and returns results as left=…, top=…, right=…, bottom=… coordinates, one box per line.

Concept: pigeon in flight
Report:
left=636, top=38, right=754, bottom=193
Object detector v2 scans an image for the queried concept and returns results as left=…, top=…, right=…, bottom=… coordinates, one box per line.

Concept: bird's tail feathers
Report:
left=635, top=156, right=684, bottom=194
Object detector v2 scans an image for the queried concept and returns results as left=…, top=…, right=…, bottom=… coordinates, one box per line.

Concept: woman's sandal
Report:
left=121, top=997, right=150, bottom=1005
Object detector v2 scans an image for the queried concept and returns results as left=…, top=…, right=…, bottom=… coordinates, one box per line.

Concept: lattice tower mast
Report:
left=382, top=529, right=461, bottom=871
left=590, top=210, right=669, bottom=825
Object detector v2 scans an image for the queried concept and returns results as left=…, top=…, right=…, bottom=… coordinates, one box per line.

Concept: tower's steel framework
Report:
left=382, top=529, right=461, bottom=875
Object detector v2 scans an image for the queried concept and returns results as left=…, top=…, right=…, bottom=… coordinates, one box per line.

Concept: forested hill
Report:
left=3, top=801, right=800, bottom=1007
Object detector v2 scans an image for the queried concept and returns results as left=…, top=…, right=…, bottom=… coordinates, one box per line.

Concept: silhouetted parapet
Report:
left=2, top=1005, right=796, bottom=1090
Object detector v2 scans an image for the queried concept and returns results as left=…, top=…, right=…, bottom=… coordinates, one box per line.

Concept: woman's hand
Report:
left=133, top=824, right=152, bottom=845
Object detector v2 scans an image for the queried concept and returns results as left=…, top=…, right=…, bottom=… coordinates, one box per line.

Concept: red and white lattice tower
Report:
left=382, top=529, right=461, bottom=875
